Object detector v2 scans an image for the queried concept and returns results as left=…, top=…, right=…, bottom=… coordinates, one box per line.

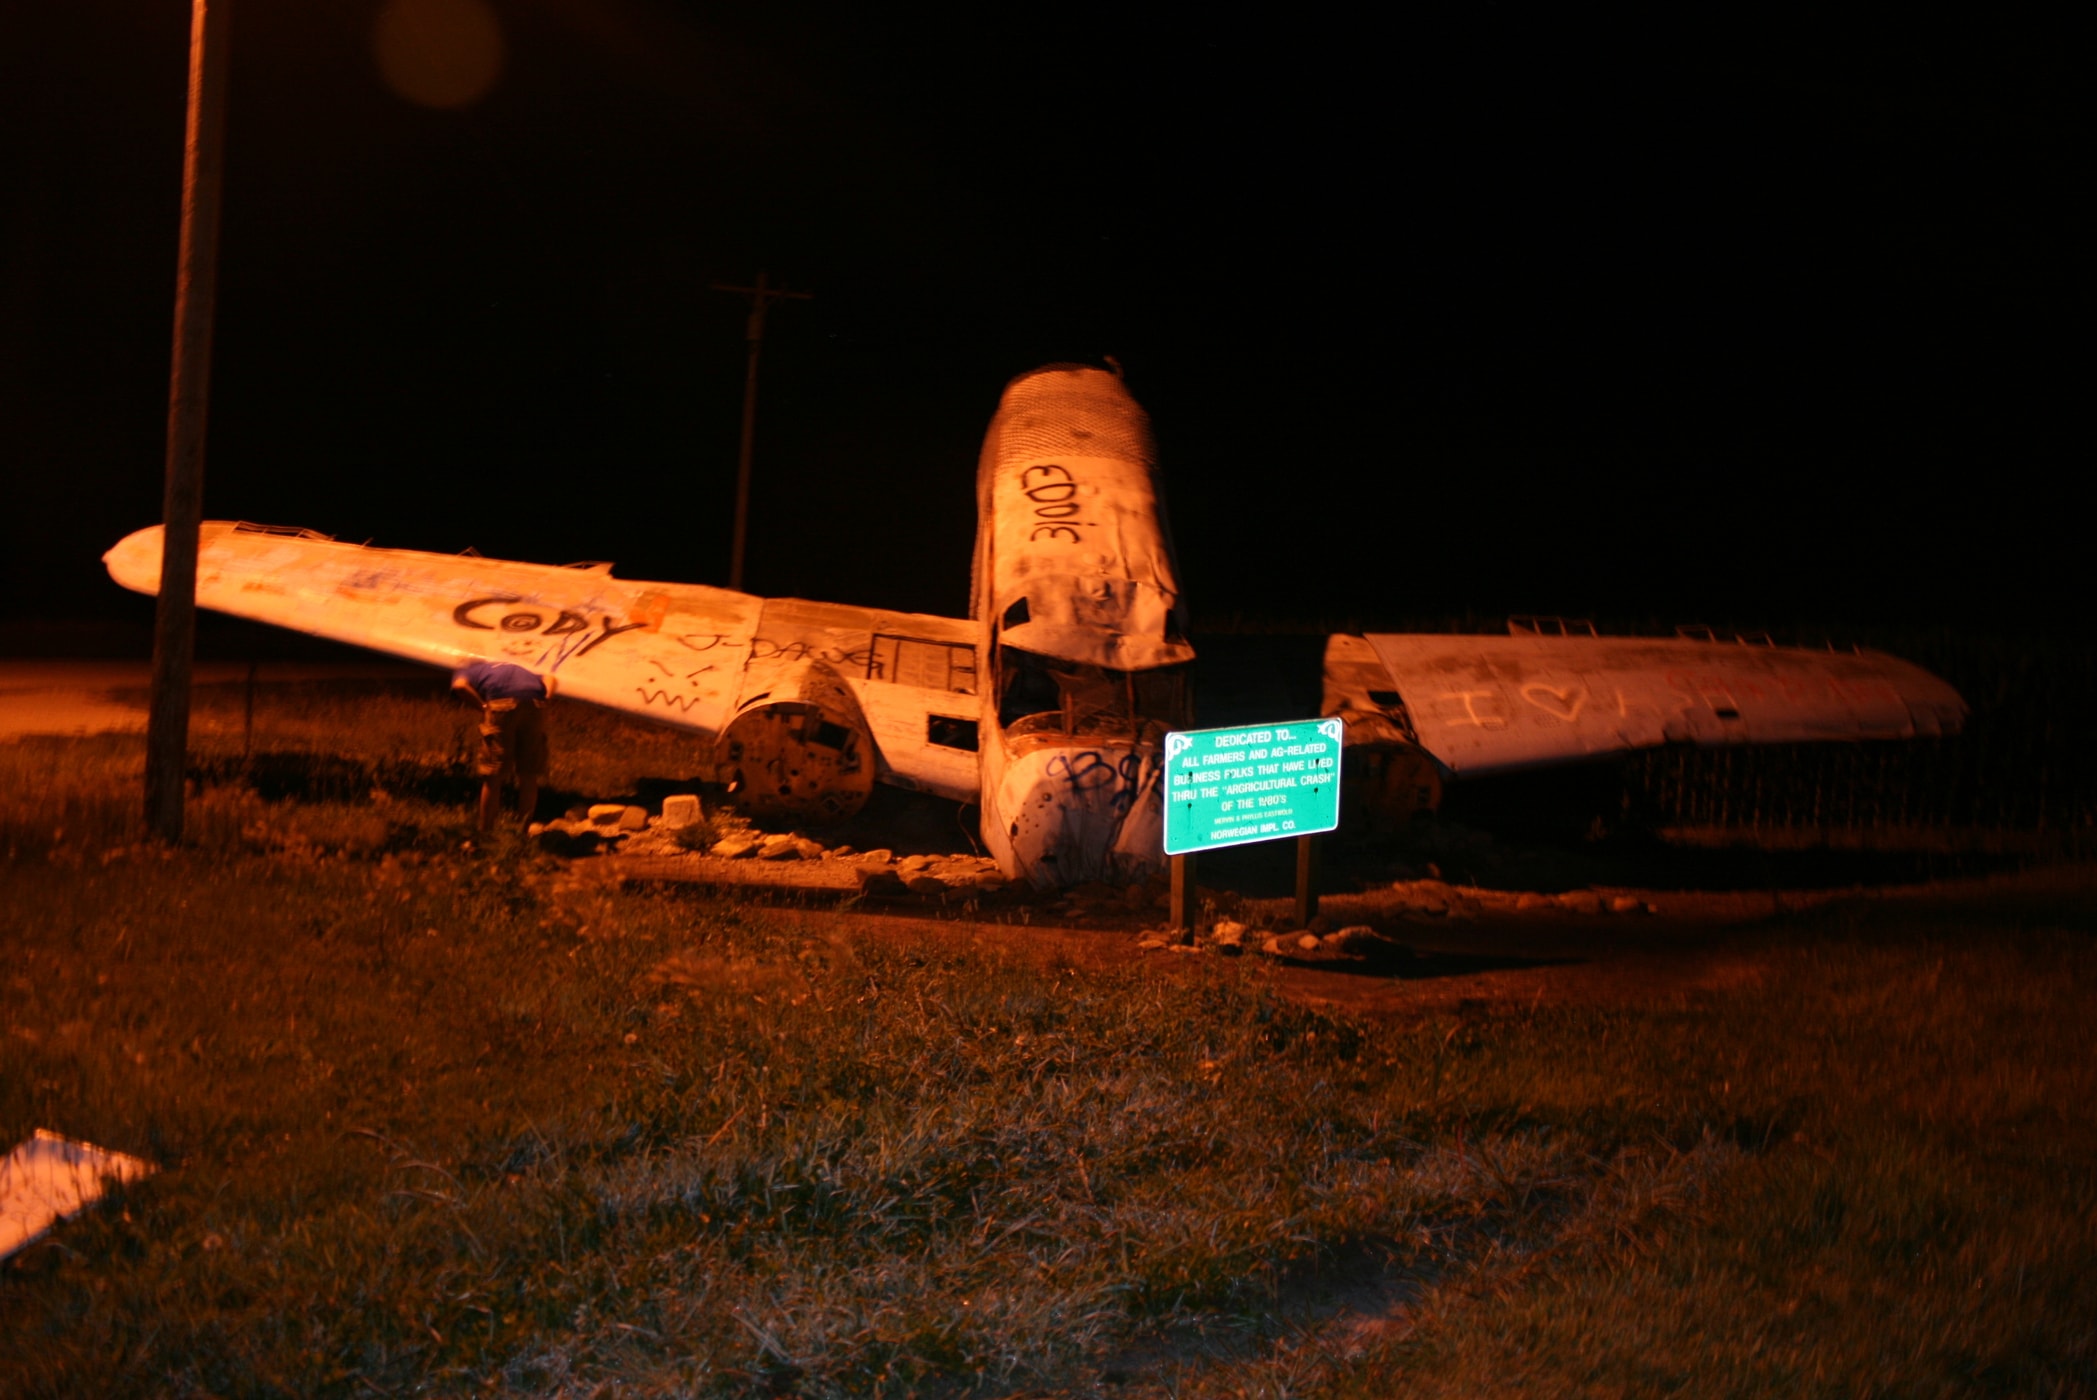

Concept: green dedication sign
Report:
left=1163, top=718, right=1344, bottom=856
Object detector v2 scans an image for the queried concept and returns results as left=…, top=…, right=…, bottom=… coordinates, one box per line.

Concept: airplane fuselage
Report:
left=969, top=365, right=1194, bottom=887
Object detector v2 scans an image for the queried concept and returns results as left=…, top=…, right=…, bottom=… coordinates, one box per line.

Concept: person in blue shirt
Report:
left=451, top=660, right=556, bottom=832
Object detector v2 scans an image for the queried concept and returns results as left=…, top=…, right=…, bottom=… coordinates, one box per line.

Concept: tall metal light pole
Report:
left=710, top=272, right=811, bottom=592
left=146, top=0, right=233, bottom=841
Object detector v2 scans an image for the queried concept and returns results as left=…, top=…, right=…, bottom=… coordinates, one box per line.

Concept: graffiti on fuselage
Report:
left=676, top=631, right=874, bottom=672
left=452, top=595, right=649, bottom=671
left=676, top=632, right=738, bottom=655
left=1043, top=749, right=1144, bottom=815
left=1018, top=463, right=1097, bottom=545
left=632, top=655, right=718, bottom=714
left=635, top=687, right=708, bottom=712
left=755, top=638, right=874, bottom=668
left=339, top=566, right=418, bottom=594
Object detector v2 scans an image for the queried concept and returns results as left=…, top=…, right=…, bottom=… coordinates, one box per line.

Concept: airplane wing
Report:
left=104, top=522, right=982, bottom=808
left=1325, top=631, right=1968, bottom=778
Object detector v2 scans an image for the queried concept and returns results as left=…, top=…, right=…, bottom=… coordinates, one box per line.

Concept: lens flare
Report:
left=373, top=0, right=505, bottom=110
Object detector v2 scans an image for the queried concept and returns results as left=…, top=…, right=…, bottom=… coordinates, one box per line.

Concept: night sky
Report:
left=3, top=3, right=2083, bottom=641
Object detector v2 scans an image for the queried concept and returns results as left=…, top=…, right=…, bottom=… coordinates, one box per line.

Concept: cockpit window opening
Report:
left=996, top=645, right=1191, bottom=741
left=868, top=635, right=977, bottom=695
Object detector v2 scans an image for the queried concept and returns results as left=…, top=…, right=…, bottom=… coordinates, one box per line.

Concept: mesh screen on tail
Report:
left=984, top=366, right=1154, bottom=470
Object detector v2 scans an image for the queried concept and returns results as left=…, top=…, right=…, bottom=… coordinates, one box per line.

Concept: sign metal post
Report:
left=1170, top=850, right=1194, bottom=931
left=1295, top=833, right=1318, bottom=927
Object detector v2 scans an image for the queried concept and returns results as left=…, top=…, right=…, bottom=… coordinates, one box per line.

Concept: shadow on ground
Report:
left=1190, top=818, right=2040, bottom=901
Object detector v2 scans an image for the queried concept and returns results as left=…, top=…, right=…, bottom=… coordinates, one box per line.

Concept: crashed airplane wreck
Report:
left=104, top=364, right=1966, bottom=888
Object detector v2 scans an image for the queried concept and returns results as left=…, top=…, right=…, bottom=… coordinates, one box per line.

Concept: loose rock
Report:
left=710, top=835, right=760, bottom=859
left=660, top=794, right=703, bottom=830
left=1332, top=925, right=1408, bottom=957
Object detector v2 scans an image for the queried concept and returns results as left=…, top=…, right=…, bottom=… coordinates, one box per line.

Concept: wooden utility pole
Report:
left=146, top=0, right=233, bottom=842
left=710, top=272, right=811, bottom=591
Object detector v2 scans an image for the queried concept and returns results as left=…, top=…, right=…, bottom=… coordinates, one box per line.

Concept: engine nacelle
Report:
left=714, top=660, right=875, bottom=823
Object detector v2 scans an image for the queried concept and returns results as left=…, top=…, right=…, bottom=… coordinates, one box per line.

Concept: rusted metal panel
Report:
left=1339, top=633, right=1967, bottom=776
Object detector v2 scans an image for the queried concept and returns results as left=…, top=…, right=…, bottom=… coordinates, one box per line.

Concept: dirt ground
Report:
left=605, top=859, right=2097, bottom=1023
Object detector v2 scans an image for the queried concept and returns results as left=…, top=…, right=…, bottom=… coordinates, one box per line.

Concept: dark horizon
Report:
left=5, top=3, right=2082, bottom=640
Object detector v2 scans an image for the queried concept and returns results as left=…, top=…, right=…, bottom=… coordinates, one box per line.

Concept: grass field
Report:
left=3, top=678, right=2093, bottom=1396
